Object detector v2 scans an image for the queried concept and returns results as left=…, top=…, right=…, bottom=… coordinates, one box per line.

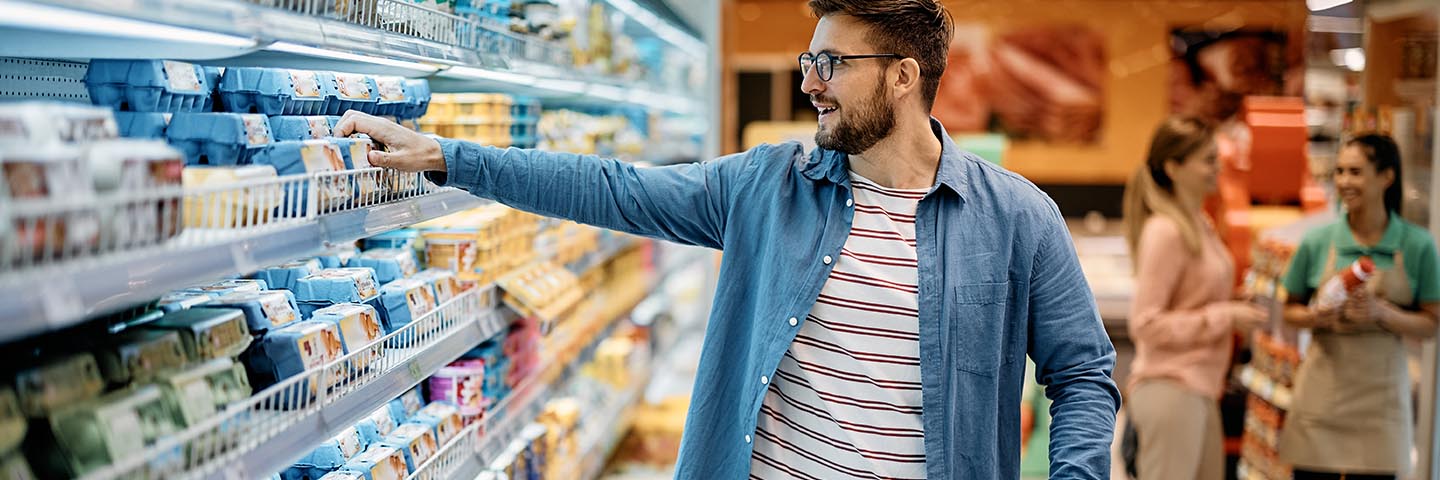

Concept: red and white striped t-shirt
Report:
left=749, top=172, right=926, bottom=479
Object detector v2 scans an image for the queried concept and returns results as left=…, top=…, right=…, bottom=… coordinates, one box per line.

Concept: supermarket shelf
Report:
left=83, top=286, right=504, bottom=480
left=1239, top=365, right=1293, bottom=411
left=579, top=367, right=653, bottom=480
left=0, top=183, right=483, bottom=344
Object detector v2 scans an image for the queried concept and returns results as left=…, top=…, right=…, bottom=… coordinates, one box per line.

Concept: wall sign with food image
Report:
left=1168, top=28, right=1301, bottom=124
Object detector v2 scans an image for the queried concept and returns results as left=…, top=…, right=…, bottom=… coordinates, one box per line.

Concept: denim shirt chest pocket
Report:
left=951, top=282, right=1016, bottom=375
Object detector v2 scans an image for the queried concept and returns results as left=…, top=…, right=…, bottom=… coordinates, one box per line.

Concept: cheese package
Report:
left=410, top=402, right=463, bottom=446
left=362, top=230, right=418, bottom=252
left=357, top=405, right=400, bottom=445
left=377, top=278, right=436, bottom=333
left=0, top=388, right=26, bottom=455
left=14, top=353, right=104, bottom=418
left=283, top=426, right=368, bottom=480
left=144, top=307, right=253, bottom=362
left=0, top=101, right=117, bottom=146
left=371, top=76, right=410, bottom=117
left=83, top=139, right=185, bottom=248
left=378, top=423, right=438, bottom=473
left=158, top=358, right=251, bottom=426
left=183, top=278, right=269, bottom=298
left=317, top=244, right=361, bottom=268
left=95, top=329, right=188, bottom=386
left=338, top=445, right=407, bottom=480
left=319, top=72, right=379, bottom=116
left=309, top=303, right=385, bottom=354
left=219, top=68, right=328, bottom=116
left=427, top=359, right=484, bottom=416
left=246, top=320, right=345, bottom=390
left=267, top=115, right=337, bottom=141
left=352, top=248, right=419, bottom=284
left=167, top=113, right=274, bottom=165
left=85, top=60, right=215, bottom=113
left=49, top=385, right=184, bottom=476
left=113, top=111, right=172, bottom=139
left=255, top=258, right=323, bottom=292
left=208, top=289, right=301, bottom=334
left=157, top=291, right=212, bottom=312
left=249, top=140, right=352, bottom=212
left=181, top=165, right=283, bottom=228
left=412, top=269, right=463, bottom=307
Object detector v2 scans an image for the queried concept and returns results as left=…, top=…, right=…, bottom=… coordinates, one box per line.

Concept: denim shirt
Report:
left=430, top=118, right=1120, bottom=479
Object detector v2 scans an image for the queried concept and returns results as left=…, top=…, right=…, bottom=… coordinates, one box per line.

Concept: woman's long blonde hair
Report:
left=1122, top=116, right=1216, bottom=269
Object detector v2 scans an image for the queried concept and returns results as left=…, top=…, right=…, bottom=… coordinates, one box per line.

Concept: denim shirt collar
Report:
left=799, top=117, right=968, bottom=199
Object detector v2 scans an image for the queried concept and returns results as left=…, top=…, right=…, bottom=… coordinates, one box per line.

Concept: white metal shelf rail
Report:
left=81, top=285, right=504, bottom=480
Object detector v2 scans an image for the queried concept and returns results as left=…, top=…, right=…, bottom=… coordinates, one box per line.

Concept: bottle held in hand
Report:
left=1313, top=256, right=1375, bottom=312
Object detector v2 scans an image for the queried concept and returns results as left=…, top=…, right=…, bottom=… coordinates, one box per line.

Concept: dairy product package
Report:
left=85, top=60, right=215, bottom=112
left=428, top=359, right=484, bottom=416
left=352, top=248, right=419, bottom=284
left=219, top=68, right=328, bottom=116
left=412, top=269, right=462, bottom=306
left=207, top=289, right=302, bottom=334
left=338, top=445, right=407, bottom=480
left=378, top=423, right=438, bottom=473
left=255, top=258, right=323, bottom=292
left=167, top=113, right=274, bottom=165
left=377, top=278, right=436, bottom=333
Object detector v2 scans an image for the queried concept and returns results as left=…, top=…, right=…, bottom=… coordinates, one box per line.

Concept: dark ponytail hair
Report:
left=1346, top=133, right=1403, bottom=214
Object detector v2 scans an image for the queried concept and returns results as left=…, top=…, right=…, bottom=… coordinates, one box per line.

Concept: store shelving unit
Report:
left=0, top=0, right=710, bottom=477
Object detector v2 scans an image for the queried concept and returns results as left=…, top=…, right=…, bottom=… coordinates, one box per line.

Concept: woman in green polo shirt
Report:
left=1277, top=133, right=1440, bottom=480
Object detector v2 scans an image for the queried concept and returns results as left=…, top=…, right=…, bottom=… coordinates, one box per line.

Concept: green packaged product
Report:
left=95, top=329, right=189, bottom=386
left=14, top=353, right=103, bottom=418
left=49, top=385, right=184, bottom=476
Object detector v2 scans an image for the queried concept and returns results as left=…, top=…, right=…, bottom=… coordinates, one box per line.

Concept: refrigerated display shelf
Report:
left=81, top=285, right=503, bottom=480
left=0, top=172, right=484, bottom=343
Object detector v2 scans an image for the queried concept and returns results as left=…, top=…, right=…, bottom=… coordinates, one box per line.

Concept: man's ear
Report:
left=893, top=57, right=922, bottom=100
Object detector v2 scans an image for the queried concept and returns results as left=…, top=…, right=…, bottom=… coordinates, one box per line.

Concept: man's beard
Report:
left=814, top=81, right=895, bottom=155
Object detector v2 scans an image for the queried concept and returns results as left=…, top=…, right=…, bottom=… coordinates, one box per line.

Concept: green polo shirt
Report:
left=1282, top=212, right=1440, bottom=307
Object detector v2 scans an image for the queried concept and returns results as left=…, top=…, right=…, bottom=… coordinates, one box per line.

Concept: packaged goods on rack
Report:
left=338, top=445, right=408, bottom=480
left=379, top=422, right=438, bottom=472
left=186, top=278, right=269, bottom=297
left=242, top=319, right=346, bottom=391
left=352, top=248, right=420, bottom=284
left=179, top=164, right=282, bottom=228
left=0, top=102, right=118, bottom=146
left=318, top=244, right=362, bottom=269
left=82, top=139, right=185, bottom=249
left=309, top=303, right=386, bottom=355
left=376, top=278, right=437, bottom=333
left=156, top=358, right=251, bottom=426
left=283, top=426, right=368, bottom=480
left=294, top=267, right=383, bottom=317
left=414, top=268, right=464, bottom=304
left=113, top=112, right=171, bottom=139
left=207, top=289, right=303, bottom=334
left=319, top=73, right=380, bottom=116
left=498, top=261, right=583, bottom=321
left=45, top=385, right=184, bottom=476
left=421, top=93, right=517, bottom=147
left=157, top=291, right=212, bottom=312
left=269, top=116, right=341, bottom=141
left=429, top=358, right=485, bottom=416
left=257, top=258, right=325, bottom=293
left=391, top=387, right=426, bottom=423
left=84, top=60, right=217, bottom=113
left=14, top=354, right=104, bottom=418
left=219, top=68, right=329, bottom=116
left=410, top=402, right=464, bottom=445
left=93, top=330, right=188, bottom=387
left=142, top=307, right=253, bottom=363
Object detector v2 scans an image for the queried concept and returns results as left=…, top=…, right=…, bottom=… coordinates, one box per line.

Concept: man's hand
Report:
left=333, top=110, right=446, bottom=173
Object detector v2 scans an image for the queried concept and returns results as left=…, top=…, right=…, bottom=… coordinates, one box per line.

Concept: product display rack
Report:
left=0, top=0, right=711, bottom=477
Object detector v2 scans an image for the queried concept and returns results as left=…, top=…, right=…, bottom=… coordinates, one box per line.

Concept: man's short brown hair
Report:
left=808, top=0, right=953, bottom=109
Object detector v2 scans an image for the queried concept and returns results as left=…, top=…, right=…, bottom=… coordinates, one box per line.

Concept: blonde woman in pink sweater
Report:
left=1121, top=116, right=1268, bottom=480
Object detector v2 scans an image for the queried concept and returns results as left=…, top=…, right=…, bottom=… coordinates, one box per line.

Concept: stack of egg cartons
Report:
left=84, top=60, right=434, bottom=222
left=0, top=101, right=185, bottom=270
left=279, top=387, right=465, bottom=480
left=420, top=93, right=515, bottom=147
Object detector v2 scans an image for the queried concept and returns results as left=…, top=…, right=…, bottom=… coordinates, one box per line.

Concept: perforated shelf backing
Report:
left=0, top=57, right=91, bottom=102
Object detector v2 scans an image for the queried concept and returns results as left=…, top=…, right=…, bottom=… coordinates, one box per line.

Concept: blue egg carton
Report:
left=218, top=68, right=328, bottom=116
left=167, top=113, right=274, bottom=165
left=371, top=77, right=411, bottom=118
left=401, top=79, right=432, bottom=120
left=114, top=112, right=172, bottom=139
left=268, top=116, right=341, bottom=141
left=86, top=60, right=218, bottom=113
left=251, top=140, right=354, bottom=211
left=318, top=72, right=379, bottom=115
left=509, top=96, right=541, bottom=119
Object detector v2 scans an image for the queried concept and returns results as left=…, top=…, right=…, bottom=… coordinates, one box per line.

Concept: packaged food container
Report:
left=14, top=353, right=104, bottom=418
left=377, top=278, right=436, bottom=333
left=0, top=102, right=117, bottom=146
left=207, top=289, right=302, bottom=334
left=167, top=113, right=274, bottom=165
left=352, top=248, right=419, bottom=284
left=282, top=426, right=368, bottom=480
left=94, top=329, right=188, bottom=386
left=219, top=68, right=328, bottom=116
left=255, top=258, right=323, bottom=292
left=268, top=115, right=337, bottom=141
left=83, top=139, right=185, bottom=249
left=319, top=72, right=378, bottom=116
left=180, top=165, right=283, bottom=228
left=48, top=385, right=184, bottom=476
left=113, top=111, right=172, bottom=139
left=338, top=445, right=407, bottom=480
left=244, top=320, right=345, bottom=391
left=410, top=401, right=463, bottom=445
left=156, top=290, right=213, bottom=312
left=428, top=359, right=483, bottom=416
left=85, top=60, right=215, bottom=112
left=378, top=423, right=437, bottom=473
left=157, top=358, right=251, bottom=426
left=309, top=303, right=385, bottom=355
left=143, top=307, right=253, bottom=362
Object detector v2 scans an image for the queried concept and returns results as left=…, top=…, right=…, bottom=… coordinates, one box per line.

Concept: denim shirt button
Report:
left=745, top=434, right=752, bottom=444
left=760, top=375, right=769, bottom=385
left=822, top=255, right=832, bottom=265
left=845, top=198, right=853, bottom=207
left=788, top=317, right=798, bottom=326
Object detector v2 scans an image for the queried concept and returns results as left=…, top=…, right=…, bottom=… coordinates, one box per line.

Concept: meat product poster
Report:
left=933, top=23, right=1107, bottom=144
left=1169, top=28, right=1302, bottom=123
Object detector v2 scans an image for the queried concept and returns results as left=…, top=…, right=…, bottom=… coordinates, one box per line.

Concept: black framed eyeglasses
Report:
left=799, top=52, right=903, bottom=82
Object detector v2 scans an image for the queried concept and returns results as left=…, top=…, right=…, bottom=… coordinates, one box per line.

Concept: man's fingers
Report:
left=334, top=110, right=370, bottom=137
left=368, top=149, right=394, bottom=169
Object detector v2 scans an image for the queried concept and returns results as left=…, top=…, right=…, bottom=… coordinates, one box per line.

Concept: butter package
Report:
left=158, top=358, right=251, bottom=426
left=352, top=248, right=419, bottom=284
left=283, top=426, right=367, bottom=480
left=0, top=102, right=116, bottom=146
left=317, top=244, right=360, bottom=268
left=246, top=320, right=345, bottom=390
left=357, top=405, right=400, bottom=445
left=256, top=258, right=323, bottom=292
left=338, top=445, right=407, bottom=480
left=144, top=307, right=253, bottom=362
left=309, top=303, right=385, bottom=354
left=167, top=113, right=274, bottom=165
left=186, top=278, right=268, bottom=298
left=219, top=68, right=328, bottom=116
left=113, top=111, right=172, bottom=139
left=379, top=423, right=438, bottom=473
left=49, top=385, right=184, bottom=476
left=362, top=230, right=418, bottom=252
left=412, top=269, right=462, bottom=306
left=268, top=115, right=337, bottom=141
left=95, top=329, right=188, bottom=386
left=0, top=388, right=26, bottom=455
left=249, top=140, right=352, bottom=212
left=320, top=72, right=378, bottom=116
left=208, top=289, right=301, bottom=334
left=295, top=268, right=381, bottom=306
left=377, top=278, right=436, bottom=333
left=157, top=291, right=212, bottom=312
left=181, top=165, right=283, bottom=228
left=410, top=402, right=463, bottom=446
left=85, top=60, right=215, bottom=112
left=15, top=354, right=103, bottom=418
left=83, top=139, right=185, bottom=249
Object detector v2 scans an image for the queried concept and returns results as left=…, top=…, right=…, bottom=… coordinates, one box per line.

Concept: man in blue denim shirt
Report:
left=338, top=0, right=1119, bottom=477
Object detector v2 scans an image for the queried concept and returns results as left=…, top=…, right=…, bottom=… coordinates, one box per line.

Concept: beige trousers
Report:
left=1128, top=379, right=1224, bottom=480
